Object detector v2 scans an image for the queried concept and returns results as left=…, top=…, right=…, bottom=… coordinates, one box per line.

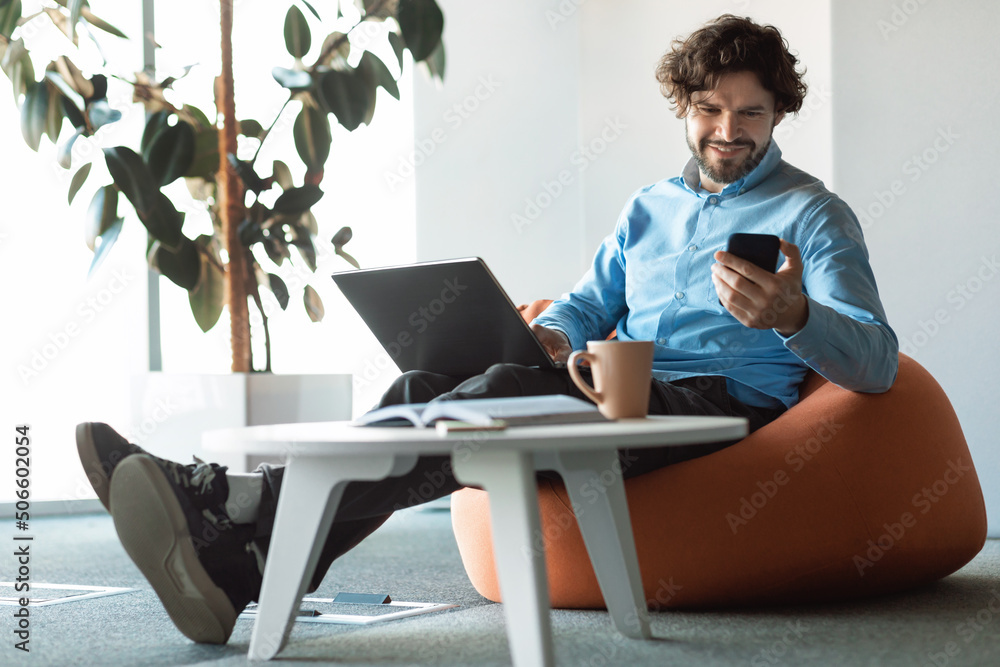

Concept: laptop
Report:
left=332, top=257, right=562, bottom=377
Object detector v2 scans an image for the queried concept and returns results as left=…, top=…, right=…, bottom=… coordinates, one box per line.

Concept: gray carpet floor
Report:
left=4, top=509, right=1000, bottom=666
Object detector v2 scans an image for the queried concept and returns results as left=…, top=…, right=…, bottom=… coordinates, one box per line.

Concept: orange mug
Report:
left=567, top=340, right=654, bottom=419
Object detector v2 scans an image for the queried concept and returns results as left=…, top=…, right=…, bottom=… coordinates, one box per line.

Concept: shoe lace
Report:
left=165, top=456, right=219, bottom=498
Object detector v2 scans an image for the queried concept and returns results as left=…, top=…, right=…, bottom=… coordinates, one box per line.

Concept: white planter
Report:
left=129, top=373, right=352, bottom=472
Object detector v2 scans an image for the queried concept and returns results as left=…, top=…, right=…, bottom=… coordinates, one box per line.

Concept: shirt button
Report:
left=708, top=197, right=719, bottom=205
left=688, top=245, right=697, bottom=252
left=656, top=337, right=666, bottom=345
left=675, top=291, right=685, bottom=300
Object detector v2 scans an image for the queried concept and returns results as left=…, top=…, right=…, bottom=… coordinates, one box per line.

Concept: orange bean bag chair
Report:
left=450, top=300, right=987, bottom=608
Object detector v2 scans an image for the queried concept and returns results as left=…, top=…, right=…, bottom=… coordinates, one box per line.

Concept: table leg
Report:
left=453, top=449, right=554, bottom=667
left=248, top=453, right=417, bottom=661
left=551, top=449, right=652, bottom=639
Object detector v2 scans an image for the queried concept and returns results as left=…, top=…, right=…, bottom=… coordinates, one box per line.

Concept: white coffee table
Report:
left=204, top=415, right=746, bottom=665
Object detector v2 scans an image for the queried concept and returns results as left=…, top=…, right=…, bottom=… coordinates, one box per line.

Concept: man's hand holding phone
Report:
left=531, top=324, right=573, bottom=363
left=712, top=235, right=809, bottom=336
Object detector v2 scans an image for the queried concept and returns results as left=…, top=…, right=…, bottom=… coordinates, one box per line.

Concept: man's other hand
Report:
left=712, top=238, right=809, bottom=336
left=531, top=324, right=573, bottom=363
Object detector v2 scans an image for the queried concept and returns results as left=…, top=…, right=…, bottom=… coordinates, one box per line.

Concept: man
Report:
left=78, top=15, right=897, bottom=645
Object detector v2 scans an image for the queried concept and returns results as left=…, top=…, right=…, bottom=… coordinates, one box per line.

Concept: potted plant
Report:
left=0, top=0, right=445, bottom=372
left=1, top=0, right=446, bottom=466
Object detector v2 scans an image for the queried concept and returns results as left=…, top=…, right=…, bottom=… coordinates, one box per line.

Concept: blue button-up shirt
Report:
left=532, top=142, right=898, bottom=410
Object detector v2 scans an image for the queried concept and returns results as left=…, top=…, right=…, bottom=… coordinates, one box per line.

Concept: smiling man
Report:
left=76, top=15, right=898, bottom=646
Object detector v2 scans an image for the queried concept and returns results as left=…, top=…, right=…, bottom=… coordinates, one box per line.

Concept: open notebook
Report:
left=354, top=395, right=607, bottom=428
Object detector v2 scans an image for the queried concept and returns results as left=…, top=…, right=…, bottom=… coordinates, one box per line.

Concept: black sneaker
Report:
left=109, top=454, right=264, bottom=644
left=76, top=422, right=150, bottom=511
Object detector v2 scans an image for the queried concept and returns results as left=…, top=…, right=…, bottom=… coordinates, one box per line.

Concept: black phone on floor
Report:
left=726, top=233, right=780, bottom=273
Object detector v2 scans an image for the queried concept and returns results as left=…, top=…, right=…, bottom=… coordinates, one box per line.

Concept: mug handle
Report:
left=567, top=351, right=602, bottom=405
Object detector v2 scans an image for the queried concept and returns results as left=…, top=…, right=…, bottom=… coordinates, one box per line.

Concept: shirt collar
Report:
left=680, top=140, right=783, bottom=197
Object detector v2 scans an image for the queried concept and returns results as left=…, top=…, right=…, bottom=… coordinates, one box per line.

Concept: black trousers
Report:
left=252, top=364, right=785, bottom=592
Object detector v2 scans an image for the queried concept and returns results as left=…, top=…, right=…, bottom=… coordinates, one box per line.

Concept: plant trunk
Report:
left=218, top=0, right=251, bottom=372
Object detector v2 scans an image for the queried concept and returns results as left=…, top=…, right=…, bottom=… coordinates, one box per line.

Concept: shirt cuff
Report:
left=775, top=294, right=831, bottom=364
left=531, top=313, right=586, bottom=351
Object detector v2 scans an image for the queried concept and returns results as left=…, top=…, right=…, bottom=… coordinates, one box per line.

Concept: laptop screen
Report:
left=332, top=257, right=556, bottom=376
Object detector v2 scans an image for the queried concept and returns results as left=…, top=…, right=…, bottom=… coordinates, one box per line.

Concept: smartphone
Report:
left=726, top=233, right=780, bottom=273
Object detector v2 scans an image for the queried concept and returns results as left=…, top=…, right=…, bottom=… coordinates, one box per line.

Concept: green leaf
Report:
left=272, top=160, right=293, bottom=190
left=188, top=237, right=225, bottom=332
left=13, top=54, right=34, bottom=102
left=144, top=120, right=196, bottom=187
left=61, top=96, right=86, bottom=129
left=87, top=99, right=122, bottom=131
left=57, top=126, right=84, bottom=169
left=271, top=66, right=313, bottom=90
left=240, top=118, right=264, bottom=139
left=331, top=225, right=352, bottom=247
left=182, top=104, right=213, bottom=128
left=103, top=146, right=157, bottom=217
left=79, top=6, right=127, bottom=39
left=363, top=0, right=395, bottom=20
left=318, top=31, right=350, bottom=68
left=68, top=0, right=84, bottom=43
left=20, top=80, right=48, bottom=151
left=150, top=236, right=200, bottom=290
left=184, top=125, right=220, bottom=179
left=268, top=273, right=290, bottom=310
left=284, top=5, right=311, bottom=59
left=140, top=110, right=170, bottom=155
left=141, top=192, right=186, bottom=251
left=292, top=105, right=331, bottom=171
left=293, top=237, right=317, bottom=271
left=87, top=216, right=124, bottom=277
left=303, top=284, right=324, bottom=322
left=264, top=235, right=290, bottom=266
left=423, top=39, right=445, bottom=82
left=301, top=210, right=318, bottom=235
left=397, top=0, right=444, bottom=62
left=0, top=0, right=21, bottom=38
left=336, top=246, right=361, bottom=269
left=299, top=0, right=321, bottom=20
left=318, top=68, right=372, bottom=131
left=229, top=154, right=268, bottom=194
left=45, top=71, right=85, bottom=111
left=273, top=184, right=323, bottom=215
left=44, top=88, right=62, bottom=143
left=387, top=31, right=406, bottom=72
left=84, top=185, right=119, bottom=251
left=360, top=51, right=399, bottom=100
left=67, top=162, right=91, bottom=204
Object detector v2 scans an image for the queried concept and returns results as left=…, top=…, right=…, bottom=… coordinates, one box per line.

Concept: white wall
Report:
left=832, top=0, right=1000, bottom=535
left=412, top=0, right=584, bottom=304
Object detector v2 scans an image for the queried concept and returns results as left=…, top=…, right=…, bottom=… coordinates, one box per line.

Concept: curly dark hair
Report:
left=655, top=15, right=807, bottom=118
